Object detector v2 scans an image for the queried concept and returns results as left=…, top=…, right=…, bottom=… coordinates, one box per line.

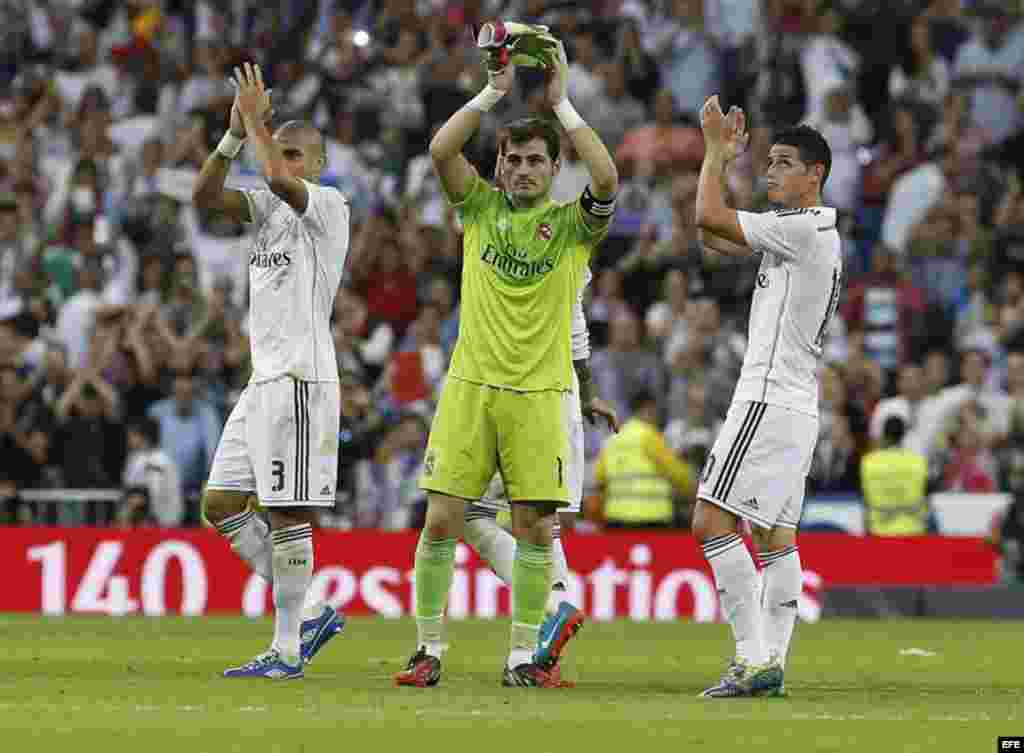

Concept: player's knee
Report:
left=202, top=489, right=249, bottom=524
left=691, top=498, right=737, bottom=543
left=422, top=495, right=464, bottom=541
left=268, top=507, right=319, bottom=530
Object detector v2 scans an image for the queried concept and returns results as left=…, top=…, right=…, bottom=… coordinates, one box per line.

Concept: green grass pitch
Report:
left=2, top=615, right=1020, bottom=751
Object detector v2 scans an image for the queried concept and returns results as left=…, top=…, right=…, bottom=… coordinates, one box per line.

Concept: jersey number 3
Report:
left=815, top=267, right=842, bottom=349
left=271, top=460, right=285, bottom=493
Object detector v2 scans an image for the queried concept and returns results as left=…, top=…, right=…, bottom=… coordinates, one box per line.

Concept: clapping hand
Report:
left=231, top=62, right=272, bottom=130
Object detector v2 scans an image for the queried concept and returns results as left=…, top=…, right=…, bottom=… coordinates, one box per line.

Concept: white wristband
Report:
left=553, top=98, right=585, bottom=131
left=216, top=130, right=245, bottom=159
left=467, top=85, right=506, bottom=113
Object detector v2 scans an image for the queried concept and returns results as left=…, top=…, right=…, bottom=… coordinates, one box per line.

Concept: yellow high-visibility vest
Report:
left=860, top=447, right=929, bottom=536
left=602, top=419, right=674, bottom=524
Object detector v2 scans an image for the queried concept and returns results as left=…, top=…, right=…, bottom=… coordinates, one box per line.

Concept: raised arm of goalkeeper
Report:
left=429, top=34, right=617, bottom=207
left=541, top=39, right=618, bottom=212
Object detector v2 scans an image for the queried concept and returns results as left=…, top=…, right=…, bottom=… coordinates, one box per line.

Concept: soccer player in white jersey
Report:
left=192, top=63, right=350, bottom=679
left=463, top=263, right=619, bottom=676
left=692, top=98, right=842, bottom=697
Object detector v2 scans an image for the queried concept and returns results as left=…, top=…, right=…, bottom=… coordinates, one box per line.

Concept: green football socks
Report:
left=414, top=535, right=457, bottom=658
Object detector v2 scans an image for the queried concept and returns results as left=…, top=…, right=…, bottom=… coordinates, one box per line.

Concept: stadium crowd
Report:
left=1, top=0, right=1024, bottom=537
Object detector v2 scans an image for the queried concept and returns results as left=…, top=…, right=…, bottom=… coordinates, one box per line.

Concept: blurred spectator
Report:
left=147, top=369, right=220, bottom=500
left=353, top=412, right=427, bottom=529
left=54, top=367, right=124, bottom=491
left=933, top=399, right=999, bottom=492
left=804, top=84, right=872, bottom=212
left=582, top=62, right=647, bottom=154
left=593, top=389, right=693, bottom=528
left=889, top=14, right=950, bottom=120
left=550, top=132, right=592, bottom=203
left=801, top=4, right=860, bottom=123
left=952, top=3, right=1024, bottom=148
left=645, top=267, right=691, bottom=352
left=870, top=363, right=929, bottom=451
left=989, top=474, right=1024, bottom=583
left=666, top=297, right=744, bottom=422
left=327, top=370, right=385, bottom=528
left=643, top=0, right=718, bottom=119
left=177, top=41, right=235, bottom=117
left=616, top=89, right=704, bottom=179
left=881, top=146, right=963, bottom=255
left=55, top=23, right=119, bottom=113
left=859, top=105, right=926, bottom=246
left=860, top=415, right=930, bottom=535
left=918, top=348, right=1010, bottom=461
left=587, top=267, right=632, bottom=348
left=842, top=246, right=927, bottom=376
left=664, top=377, right=720, bottom=469
left=590, top=309, right=665, bottom=422
left=990, top=174, right=1024, bottom=281
left=810, top=365, right=862, bottom=494
left=615, top=18, right=661, bottom=105
left=0, top=193, right=29, bottom=318
left=120, top=416, right=183, bottom=527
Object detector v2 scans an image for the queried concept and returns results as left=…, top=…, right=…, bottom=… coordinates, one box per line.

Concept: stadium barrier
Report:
left=0, top=528, right=998, bottom=620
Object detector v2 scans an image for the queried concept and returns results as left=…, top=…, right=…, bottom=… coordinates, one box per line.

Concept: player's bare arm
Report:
left=543, top=40, right=618, bottom=227
left=234, top=63, right=310, bottom=214
left=695, top=96, right=751, bottom=253
left=191, top=71, right=253, bottom=223
left=429, top=56, right=514, bottom=202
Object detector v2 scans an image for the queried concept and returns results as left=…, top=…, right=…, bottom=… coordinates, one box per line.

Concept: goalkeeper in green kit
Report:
left=394, top=26, right=618, bottom=689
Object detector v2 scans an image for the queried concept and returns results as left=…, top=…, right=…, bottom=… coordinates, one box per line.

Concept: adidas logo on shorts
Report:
left=742, top=498, right=759, bottom=510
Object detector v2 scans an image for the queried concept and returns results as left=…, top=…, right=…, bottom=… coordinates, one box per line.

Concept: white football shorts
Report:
left=207, top=376, right=340, bottom=506
left=697, top=400, right=818, bottom=530
left=474, top=383, right=584, bottom=513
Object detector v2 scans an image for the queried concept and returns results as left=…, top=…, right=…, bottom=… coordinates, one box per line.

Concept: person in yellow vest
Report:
left=594, top=389, right=694, bottom=528
left=860, top=416, right=931, bottom=535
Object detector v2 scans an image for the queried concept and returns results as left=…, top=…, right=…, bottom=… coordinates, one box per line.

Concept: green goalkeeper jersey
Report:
left=448, top=175, right=608, bottom=392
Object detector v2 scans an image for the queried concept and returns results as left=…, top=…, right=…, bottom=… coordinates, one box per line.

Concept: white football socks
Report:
left=758, top=545, right=801, bottom=668
left=271, top=523, right=314, bottom=662
left=702, top=533, right=769, bottom=667
left=464, top=508, right=515, bottom=584
left=464, top=507, right=573, bottom=616
left=546, top=519, right=571, bottom=615
left=215, top=507, right=273, bottom=581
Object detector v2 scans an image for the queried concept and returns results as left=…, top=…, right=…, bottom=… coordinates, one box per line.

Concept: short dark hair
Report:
left=882, top=415, right=906, bottom=446
left=128, top=416, right=161, bottom=446
left=773, top=124, right=832, bottom=189
left=630, top=388, right=658, bottom=414
left=500, top=117, right=560, bottom=162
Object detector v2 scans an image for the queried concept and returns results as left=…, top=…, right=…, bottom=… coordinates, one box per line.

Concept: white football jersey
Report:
left=570, top=266, right=593, bottom=361
left=733, top=207, right=843, bottom=418
left=241, top=181, right=350, bottom=383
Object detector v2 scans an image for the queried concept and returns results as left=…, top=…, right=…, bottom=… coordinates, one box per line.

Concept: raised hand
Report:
left=701, top=96, right=748, bottom=162
left=232, top=62, right=272, bottom=128
left=722, top=105, right=750, bottom=162
left=543, top=40, right=569, bottom=108
left=487, top=53, right=515, bottom=93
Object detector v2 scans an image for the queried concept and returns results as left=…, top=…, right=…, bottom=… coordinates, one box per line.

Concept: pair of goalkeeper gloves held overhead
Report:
left=475, top=20, right=567, bottom=99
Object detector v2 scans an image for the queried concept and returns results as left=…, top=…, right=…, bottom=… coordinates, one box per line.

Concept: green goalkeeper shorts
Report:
left=420, top=375, right=570, bottom=505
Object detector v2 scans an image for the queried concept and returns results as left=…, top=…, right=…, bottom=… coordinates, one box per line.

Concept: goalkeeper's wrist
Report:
left=467, top=84, right=506, bottom=113
left=553, top=98, right=585, bottom=131
left=216, top=130, right=246, bottom=160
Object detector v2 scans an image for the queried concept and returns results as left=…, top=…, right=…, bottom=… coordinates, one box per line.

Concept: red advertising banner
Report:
left=0, top=528, right=997, bottom=620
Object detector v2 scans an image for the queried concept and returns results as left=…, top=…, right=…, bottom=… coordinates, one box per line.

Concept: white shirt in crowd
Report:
left=123, top=448, right=184, bottom=527
left=240, top=180, right=350, bottom=384
left=733, top=207, right=844, bottom=418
